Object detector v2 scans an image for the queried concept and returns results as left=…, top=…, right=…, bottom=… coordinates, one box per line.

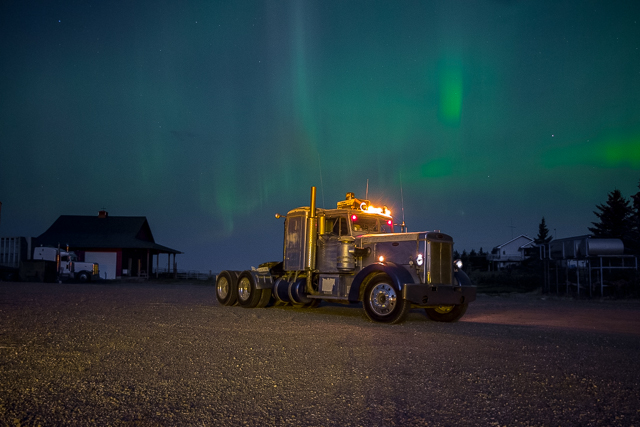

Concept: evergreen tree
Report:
left=534, top=217, right=553, bottom=245
left=628, top=180, right=640, bottom=253
left=469, top=249, right=477, bottom=257
left=588, top=189, right=632, bottom=241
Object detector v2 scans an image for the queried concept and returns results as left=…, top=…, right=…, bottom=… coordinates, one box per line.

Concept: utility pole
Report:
left=508, top=218, right=516, bottom=239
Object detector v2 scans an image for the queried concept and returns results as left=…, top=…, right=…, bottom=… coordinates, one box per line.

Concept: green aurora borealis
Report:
left=1, top=1, right=639, bottom=271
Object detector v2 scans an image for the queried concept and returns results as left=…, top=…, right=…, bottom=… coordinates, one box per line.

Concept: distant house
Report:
left=487, top=235, right=535, bottom=270
left=35, top=210, right=181, bottom=280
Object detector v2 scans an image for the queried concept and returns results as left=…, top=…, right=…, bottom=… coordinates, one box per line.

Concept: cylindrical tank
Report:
left=318, top=212, right=326, bottom=235
left=550, top=240, right=578, bottom=259
left=273, top=278, right=291, bottom=303
left=579, top=239, right=624, bottom=257
left=317, top=235, right=339, bottom=273
left=337, top=236, right=356, bottom=272
left=289, top=278, right=313, bottom=304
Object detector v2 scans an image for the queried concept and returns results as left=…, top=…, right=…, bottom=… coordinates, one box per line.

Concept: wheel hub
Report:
left=238, top=277, right=251, bottom=301
left=217, top=277, right=229, bottom=299
left=369, top=282, right=397, bottom=316
left=434, top=305, right=454, bottom=314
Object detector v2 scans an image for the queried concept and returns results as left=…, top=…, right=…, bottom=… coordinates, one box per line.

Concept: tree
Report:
left=628, top=180, right=640, bottom=253
left=588, top=189, right=632, bottom=242
left=534, top=217, right=553, bottom=245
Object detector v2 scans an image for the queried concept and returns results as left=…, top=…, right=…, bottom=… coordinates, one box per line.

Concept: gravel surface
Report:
left=1, top=281, right=639, bottom=426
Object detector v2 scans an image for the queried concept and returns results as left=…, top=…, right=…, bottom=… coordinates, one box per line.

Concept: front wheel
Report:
left=77, top=271, right=90, bottom=283
left=362, top=274, right=409, bottom=324
left=424, top=303, right=468, bottom=322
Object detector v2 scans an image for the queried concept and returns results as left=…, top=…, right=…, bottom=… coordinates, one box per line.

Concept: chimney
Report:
left=98, top=210, right=108, bottom=218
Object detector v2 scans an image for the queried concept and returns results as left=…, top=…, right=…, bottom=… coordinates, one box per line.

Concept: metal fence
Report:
left=153, top=268, right=215, bottom=281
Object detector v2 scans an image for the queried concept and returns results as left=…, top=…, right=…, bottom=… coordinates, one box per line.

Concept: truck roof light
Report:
left=337, top=193, right=392, bottom=217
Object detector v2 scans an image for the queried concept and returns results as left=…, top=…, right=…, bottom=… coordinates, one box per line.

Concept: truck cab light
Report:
left=352, top=214, right=358, bottom=221
left=378, top=255, right=385, bottom=262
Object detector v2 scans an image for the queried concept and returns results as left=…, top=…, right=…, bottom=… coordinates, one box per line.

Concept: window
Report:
left=327, top=216, right=349, bottom=236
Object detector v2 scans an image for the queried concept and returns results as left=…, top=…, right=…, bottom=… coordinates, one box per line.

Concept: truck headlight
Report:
left=454, top=259, right=463, bottom=269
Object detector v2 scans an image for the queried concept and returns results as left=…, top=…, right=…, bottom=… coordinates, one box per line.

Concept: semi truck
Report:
left=216, top=187, right=476, bottom=324
left=32, top=247, right=99, bottom=282
left=1, top=239, right=98, bottom=282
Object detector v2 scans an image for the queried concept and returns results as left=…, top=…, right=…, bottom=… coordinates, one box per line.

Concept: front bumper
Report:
left=403, top=283, right=476, bottom=306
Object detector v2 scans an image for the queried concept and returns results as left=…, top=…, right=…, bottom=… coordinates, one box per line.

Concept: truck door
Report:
left=60, top=255, right=71, bottom=274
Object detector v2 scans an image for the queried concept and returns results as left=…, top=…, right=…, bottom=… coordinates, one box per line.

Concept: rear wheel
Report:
left=424, top=304, right=468, bottom=322
left=216, top=270, right=239, bottom=306
left=237, top=271, right=263, bottom=308
left=362, top=274, right=409, bottom=324
left=256, top=287, right=272, bottom=308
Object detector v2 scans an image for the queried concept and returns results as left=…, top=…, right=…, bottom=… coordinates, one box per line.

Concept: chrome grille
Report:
left=428, top=241, right=452, bottom=284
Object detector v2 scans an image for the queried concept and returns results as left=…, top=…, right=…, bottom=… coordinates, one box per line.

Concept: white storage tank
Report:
left=578, top=238, right=624, bottom=257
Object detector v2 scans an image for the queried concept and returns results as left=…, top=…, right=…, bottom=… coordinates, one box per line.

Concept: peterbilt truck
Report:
left=33, top=247, right=99, bottom=282
left=216, top=187, right=476, bottom=324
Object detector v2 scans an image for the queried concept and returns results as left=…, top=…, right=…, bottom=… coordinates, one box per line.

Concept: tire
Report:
left=256, top=288, right=272, bottom=308
left=362, top=274, right=410, bottom=324
left=216, top=271, right=239, bottom=306
left=424, top=303, right=468, bottom=322
left=77, top=271, right=90, bottom=283
left=237, top=271, right=263, bottom=308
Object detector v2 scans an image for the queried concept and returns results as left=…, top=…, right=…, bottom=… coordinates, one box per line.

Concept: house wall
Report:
left=496, top=237, right=532, bottom=260
left=487, top=235, right=534, bottom=271
left=85, top=251, right=118, bottom=280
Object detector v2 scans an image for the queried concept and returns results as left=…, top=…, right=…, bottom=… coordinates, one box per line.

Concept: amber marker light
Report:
left=363, top=204, right=392, bottom=217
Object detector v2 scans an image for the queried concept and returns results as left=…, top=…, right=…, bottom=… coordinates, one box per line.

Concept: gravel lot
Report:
left=1, top=281, right=639, bottom=426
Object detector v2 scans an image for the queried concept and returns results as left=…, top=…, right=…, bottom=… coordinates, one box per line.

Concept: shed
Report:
left=35, top=210, right=181, bottom=280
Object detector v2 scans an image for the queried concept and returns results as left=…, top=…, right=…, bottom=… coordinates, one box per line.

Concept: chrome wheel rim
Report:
left=369, top=282, right=397, bottom=316
left=238, top=277, right=251, bottom=301
left=217, top=277, right=229, bottom=299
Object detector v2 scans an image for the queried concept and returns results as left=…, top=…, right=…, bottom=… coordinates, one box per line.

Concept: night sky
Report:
left=1, top=1, right=639, bottom=272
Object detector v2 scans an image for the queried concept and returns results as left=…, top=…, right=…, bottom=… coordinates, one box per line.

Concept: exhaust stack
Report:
left=306, top=186, right=318, bottom=292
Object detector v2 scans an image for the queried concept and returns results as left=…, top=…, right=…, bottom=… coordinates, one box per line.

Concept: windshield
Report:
left=350, top=214, right=393, bottom=234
